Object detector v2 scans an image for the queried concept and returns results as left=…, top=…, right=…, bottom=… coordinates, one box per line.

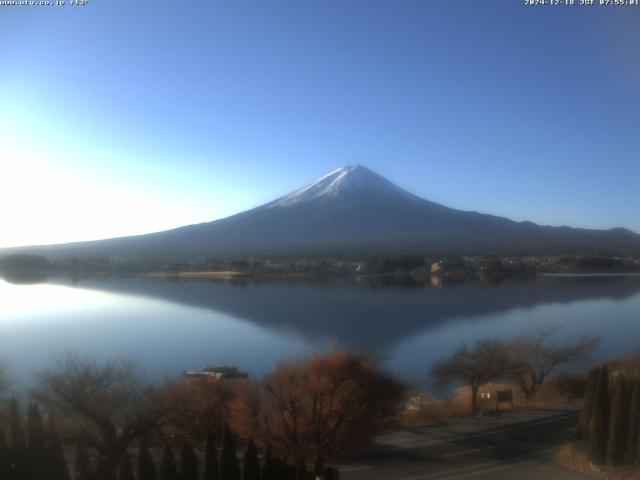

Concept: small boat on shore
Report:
left=183, top=365, right=248, bottom=380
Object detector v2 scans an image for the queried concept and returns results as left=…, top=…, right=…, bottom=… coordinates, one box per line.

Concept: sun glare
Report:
left=0, top=279, right=112, bottom=320
left=0, top=147, right=198, bottom=248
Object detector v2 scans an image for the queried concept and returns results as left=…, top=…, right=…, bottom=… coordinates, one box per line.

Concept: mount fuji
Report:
left=6, top=165, right=640, bottom=259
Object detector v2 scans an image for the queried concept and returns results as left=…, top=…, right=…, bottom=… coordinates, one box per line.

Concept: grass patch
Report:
left=399, top=393, right=468, bottom=426
left=400, top=372, right=587, bottom=427
left=557, top=442, right=640, bottom=480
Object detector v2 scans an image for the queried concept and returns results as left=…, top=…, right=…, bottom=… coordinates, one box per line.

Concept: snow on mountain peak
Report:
left=265, top=165, right=419, bottom=208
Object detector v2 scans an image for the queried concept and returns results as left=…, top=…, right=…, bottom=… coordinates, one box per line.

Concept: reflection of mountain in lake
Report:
left=50, top=275, right=640, bottom=351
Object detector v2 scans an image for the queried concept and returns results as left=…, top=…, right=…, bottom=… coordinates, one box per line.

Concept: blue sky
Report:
left=1, top=0, right=639, bottom=247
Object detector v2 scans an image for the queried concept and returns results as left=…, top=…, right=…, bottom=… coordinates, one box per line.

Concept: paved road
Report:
left=338, top=408, right=590, bottom=480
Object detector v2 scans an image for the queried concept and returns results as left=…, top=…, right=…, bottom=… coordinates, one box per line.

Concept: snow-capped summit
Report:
left=266, top=165, right=419, bottom=208
left=7, top=165, right=640, bottom=259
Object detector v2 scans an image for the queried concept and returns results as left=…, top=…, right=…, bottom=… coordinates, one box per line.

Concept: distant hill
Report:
left=3, top=165, right=640, bottom=260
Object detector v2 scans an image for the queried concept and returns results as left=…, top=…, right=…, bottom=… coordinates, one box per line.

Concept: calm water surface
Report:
left=1, top=274, right=639, bottom=392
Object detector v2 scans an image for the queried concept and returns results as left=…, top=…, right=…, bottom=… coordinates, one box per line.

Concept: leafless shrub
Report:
left=431, top=340, right=511, bottom=414
left=32, top=353, right=168, bottom=480
left=505, top=328, right=600, bottom=401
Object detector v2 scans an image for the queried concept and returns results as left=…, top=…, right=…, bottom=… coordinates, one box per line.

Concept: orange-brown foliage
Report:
left=557, top=442, right=640, bottom=480
left=608, top=351, right=640, bottom=376
left=159, top=377, right=234, bottom=440
left=231, top=350, right=405, bottom=468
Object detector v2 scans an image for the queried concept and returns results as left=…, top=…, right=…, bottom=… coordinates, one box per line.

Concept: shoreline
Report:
left=145, top=270, right=248, bottom=279
left=144, top=270, right=323, bottom=279
left=142, top=270, right=640, bottom=282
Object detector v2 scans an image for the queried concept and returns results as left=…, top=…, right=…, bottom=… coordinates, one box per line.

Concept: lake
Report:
left=1, top=274, right=639, bottom=393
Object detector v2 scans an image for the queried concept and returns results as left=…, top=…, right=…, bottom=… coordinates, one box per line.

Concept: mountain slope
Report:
left=5, top=165, right=640, bottom=259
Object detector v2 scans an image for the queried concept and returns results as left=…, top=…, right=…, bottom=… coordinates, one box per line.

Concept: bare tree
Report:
left=231, top=350, right=405, bottom=474
left=505, top=328, right=599, bottom=402
left=32, top=354, right=168, bottom=480
left=432, top=340, right=511, bottom=414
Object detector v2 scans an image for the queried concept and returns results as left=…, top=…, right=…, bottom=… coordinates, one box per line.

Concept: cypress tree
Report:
left=262, top=453, right=295, bottom=480
left=27, top=403, right=46, bottom=452
left=260, top=446, right=278, bottom=480
left=588, top=365, right=610, bottom=464
left=637, top=407, right=640, bottom=466
left=159, top=444, right=178, bottom=480
left=117, top=452, right=135, bottom=480
left=293, top=461, right=308, bottom=480
left=28, top=403, right=47, bottom=479
left=137, top=438, right=157, bottom=480
left=179, top=441, right=198, bottom=480
left=324, top=467, right=340, bottom=480
left=96, top=454, right=122, bottom=480
left=9, top=398, right=26, bottom=480
left=0, top=427, right=11, bottom=480
left=626, top=379, right=640, bottom=464
left=277, top=459, right=295, bottom=480
left=578, top=367, right=599, bottom=439
left=46, top=414, right=71, bottom=480
left=314, top=459, right=340, bottom=480
left=46, top=415, right=68, bottom=480
left=242, top=439, right=260, bottom=480
left=219, top=426, right=240, bottom=480
left=202, top=431, right=218, bottom=480
left=9, top=399, right=25, bottom=452
left=74, top=444, right=94, bottom=480
left=313, top=458, right=324, bottom=479
left=607, top=375, right=631, bottom=465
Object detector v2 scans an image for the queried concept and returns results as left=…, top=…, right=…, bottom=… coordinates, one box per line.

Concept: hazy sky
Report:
left=1, top=0, right=639, bottom=248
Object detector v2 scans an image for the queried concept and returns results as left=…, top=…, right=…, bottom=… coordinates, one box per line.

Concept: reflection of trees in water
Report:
left=1, top=270, right=49, bottom=285
left=47, top=275, right=640, bottom=352
left=0, top=254, right=51, bottom=284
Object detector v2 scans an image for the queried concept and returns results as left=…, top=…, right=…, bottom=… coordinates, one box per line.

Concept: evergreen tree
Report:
left=27, top=403, right=46, bottom=452
left=202, top=431, right=218, bottom=480
left=637, top=410, right=640, bottom=466
left=588, top=365, right=610, bottom=464
left=159, top=444, right=178, bottom=480
left=627, top=379, right=640, bottom=464
left=94, top=459, right=107, bottom=480
left=321, top=467, right=340, bottom=480
left=314, top=459, right=340, bottom=480
left=28, top=403, right=47, bottom=479
left=9, top=398, right=26, bottom=480
left=46, top=414, right=71, bottom=480
left=260, top=448, right=294, bottom=480
left=578, top=367, right=599, bottom=439
left=277, top=459, right=295, bottom=480
left=0, top=427, right=11, bottom=480
left=74, top=444, right=94, bottom=480
left=219, top=426, right=240, bottom=480
left=95, top=456, right=117, bottom=480
left=117, top=452, right=135, bottom=480
left=242, top=439, right=260, bottom=480
left=179, top=441, right=199, bottom=480
left=607, top=375, right=631, bottom=465
left=137, top=438, right=157, bottom=480
left=313, top=458, right=324, bottom=479
left=260, top=446, right=277, bottom=480
left=9, top=399, right=25, bottom=452
left=293, top=461, right=308, bottom=480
